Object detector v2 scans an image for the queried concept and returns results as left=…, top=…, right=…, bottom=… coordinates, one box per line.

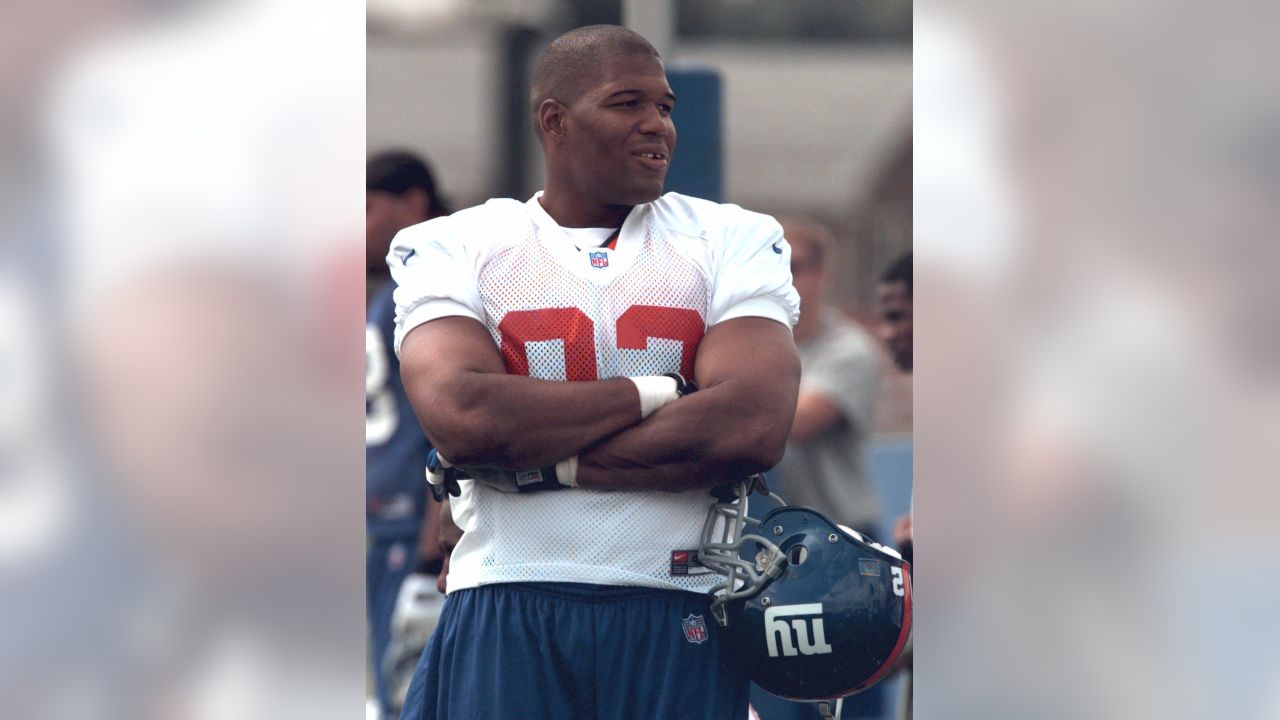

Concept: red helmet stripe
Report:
left=806, top=560, right=913, bottom=701
left=856, top=561, right=912, bottom=691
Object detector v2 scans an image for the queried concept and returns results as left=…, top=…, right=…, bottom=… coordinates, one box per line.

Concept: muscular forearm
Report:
left=400, top=316, right=648, bottom=469
left=575, top=379, right=794, bottom=492
left=574, top=317, right=800, bottom=492
left=413, top=371, right=642, bottom=469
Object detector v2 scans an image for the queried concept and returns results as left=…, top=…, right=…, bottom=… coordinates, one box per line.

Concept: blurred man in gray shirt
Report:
left=774, top=218, right=883, bottom=538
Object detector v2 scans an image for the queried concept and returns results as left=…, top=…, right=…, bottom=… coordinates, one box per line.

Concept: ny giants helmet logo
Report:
left=764, top=604, right=833, bottom=658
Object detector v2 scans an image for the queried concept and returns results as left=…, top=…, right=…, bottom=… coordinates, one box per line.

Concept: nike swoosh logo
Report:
left=772, top=243, right=783, bottom=254
left=397, top=248, right=417, bottom=265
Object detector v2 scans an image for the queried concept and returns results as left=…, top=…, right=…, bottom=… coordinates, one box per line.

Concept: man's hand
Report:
left=892, top=512, right=913, bottom=564
left=426, top=449, right=461, bottom=501
left=662, top=372, right=698, bottom=397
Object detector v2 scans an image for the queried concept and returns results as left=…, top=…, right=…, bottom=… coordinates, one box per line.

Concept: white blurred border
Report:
left=916, top=1, right=1280, bottom=718
left=2, top=1, right=365, bottom=717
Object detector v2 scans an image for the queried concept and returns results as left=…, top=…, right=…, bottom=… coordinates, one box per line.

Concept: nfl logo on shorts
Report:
left=682, top=614, right=709, bottom=644
left=589, top=251, right=609, bottom=269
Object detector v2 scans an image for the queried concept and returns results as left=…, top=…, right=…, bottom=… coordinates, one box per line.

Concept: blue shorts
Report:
left=399, top=582, right=749, bottom=720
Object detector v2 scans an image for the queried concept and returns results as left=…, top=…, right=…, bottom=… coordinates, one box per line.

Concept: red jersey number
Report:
left=498, top=307, right=598, bottom=381
left=615, top=305, right=703, bottom=379
left=498, top=305, right=703, bottom=380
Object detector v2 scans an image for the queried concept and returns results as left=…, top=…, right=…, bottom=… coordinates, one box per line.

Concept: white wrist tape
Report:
left=627, top=375, right=680, bottom=419
left=425, top=452, right=452, bottom=487
left=554, top=456, right=579, bottom=488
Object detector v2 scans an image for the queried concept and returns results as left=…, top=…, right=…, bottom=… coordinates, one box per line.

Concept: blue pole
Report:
left=664, top=66, right=723, bottom=203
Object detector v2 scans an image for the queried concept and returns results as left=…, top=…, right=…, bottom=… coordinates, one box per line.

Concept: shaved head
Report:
left=531, top=25, right=660, bottom=117
left=529, top=24, right=674, bottom=227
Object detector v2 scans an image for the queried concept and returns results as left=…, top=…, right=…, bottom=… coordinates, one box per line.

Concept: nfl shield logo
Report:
left=682, top=614, right=709, bottom=644
left=589, top=251, right=609, bottom=269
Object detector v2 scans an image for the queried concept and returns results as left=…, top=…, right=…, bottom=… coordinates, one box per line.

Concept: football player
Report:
left=366, top=150, right=450, bottom=717
left=391, top=25, right=802, bottom=720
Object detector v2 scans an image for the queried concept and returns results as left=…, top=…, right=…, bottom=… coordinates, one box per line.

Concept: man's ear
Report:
left=538, top=98, right=566, bottom=142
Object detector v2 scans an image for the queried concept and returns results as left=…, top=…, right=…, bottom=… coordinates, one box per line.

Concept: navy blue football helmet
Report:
left=699, top=480, right=912, bottom=702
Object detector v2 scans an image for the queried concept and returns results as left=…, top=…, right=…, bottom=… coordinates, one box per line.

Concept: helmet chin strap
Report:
left=816, top=698, right=843, bottom=720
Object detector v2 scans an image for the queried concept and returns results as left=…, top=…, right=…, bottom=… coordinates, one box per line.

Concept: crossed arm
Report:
left=399, top=314, right=800, bottom=492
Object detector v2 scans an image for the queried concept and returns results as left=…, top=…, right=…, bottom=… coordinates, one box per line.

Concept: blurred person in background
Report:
left=392, top=25, right=800, bottom=720
left=876, top=252, right=913, bottom=720
left=367, top=151, right=450, bottom=297
left=772, top=217, right=883, bottom=540
left=877, top=252, right=913, bottom=557
left=365, top=150, right=450, bottom=718
left=754, top=217, right=888, bottom=718
left=877, top=252, right=912, bottom=377
left=377, top=499, right=462, bottom=718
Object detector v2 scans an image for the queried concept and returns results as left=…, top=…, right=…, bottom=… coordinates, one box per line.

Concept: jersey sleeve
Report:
left=388, top=214, right=486, bottom=356
left=707, top=210, right=802, bottom=328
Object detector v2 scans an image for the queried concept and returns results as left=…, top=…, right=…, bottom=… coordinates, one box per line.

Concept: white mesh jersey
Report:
left=389, top=192, right=800, bottom=593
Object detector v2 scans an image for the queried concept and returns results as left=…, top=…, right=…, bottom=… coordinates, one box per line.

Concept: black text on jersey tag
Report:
left=670, top=549, right=713, bottom=576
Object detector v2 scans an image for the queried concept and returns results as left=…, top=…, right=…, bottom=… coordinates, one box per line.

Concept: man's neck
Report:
left=538, top=189, right=632, bottom=229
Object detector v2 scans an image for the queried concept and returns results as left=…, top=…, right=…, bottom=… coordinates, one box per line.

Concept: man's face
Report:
left=877, top=281, right=913, bottom=372
left=366, top=188, right=427, bottom=271
left=560, top=53, right=676, bottom=206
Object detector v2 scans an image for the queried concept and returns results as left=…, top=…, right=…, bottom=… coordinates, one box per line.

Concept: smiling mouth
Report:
left=633, top=151, right=670, bottom=170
